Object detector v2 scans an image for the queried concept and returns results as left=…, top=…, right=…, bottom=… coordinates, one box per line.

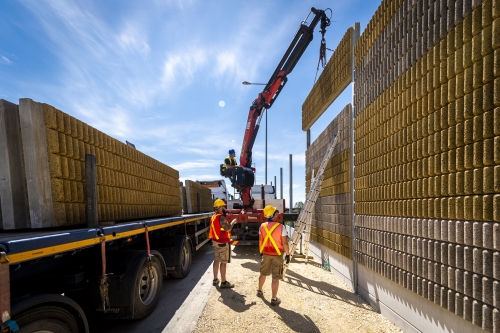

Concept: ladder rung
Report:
left=283, top=133, right=340, bottom=276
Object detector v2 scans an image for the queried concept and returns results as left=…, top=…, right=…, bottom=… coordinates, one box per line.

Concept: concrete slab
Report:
left=0, top=99, right=29, bottom=229
left=19, top=98, right=54, bottom=228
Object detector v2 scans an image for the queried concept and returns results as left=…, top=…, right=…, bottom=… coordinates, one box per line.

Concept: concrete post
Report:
left=85, top=154, right=98, bottom=228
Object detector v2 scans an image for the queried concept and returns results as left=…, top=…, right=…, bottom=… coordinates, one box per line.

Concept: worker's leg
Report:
left=259, top=254, right=271, bottom=291
left=258, top=274, right=267, bottom=290
left=270, top=255, right=284, bottom=299
left=220, top=263, right=227, bottom=282
left=213, top=261, right=220, bottom=280
left=271, top=278, right=279, bottom=299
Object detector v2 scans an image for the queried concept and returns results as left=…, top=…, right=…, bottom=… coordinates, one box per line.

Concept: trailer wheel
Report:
left=15, top=305, right=81, bottom=333
left=169, top=238, right=192, bottom=279
left=131, top=255, right=163, bottom=318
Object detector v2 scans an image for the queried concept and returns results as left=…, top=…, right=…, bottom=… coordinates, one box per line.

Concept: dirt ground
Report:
left=193, top=246, right=402, bottom=333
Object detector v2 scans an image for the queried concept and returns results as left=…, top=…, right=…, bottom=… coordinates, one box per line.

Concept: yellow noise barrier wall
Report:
left=302, top=28, right=355, bottom=131
left=304, top=0, right=500, bottom=330
left=306, top=104, right=352, bottom=259
left=19, top=99, right=181, bottom=228
left=353, top=0, right=405, bottom=69
left=353, top=0, right=500, bottom=330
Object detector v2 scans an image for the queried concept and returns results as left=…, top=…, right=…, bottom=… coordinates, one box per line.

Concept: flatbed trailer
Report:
left=0, top=213, right=212, bottom=333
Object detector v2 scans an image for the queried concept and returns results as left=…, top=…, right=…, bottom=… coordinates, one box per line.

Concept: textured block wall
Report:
left=302, top=28, right=354, bottom=131
left=353, top=0, right=405, bottom=70
left=306, top=104, right=352, bottom=258
left=352, top=0, right=500, bottom=331
left=20, top=99, right=181, bottom=228
left=184, top=180, right=213, bottom=214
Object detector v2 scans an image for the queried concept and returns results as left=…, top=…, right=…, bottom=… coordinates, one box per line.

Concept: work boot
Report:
left=271, top=297, right=281, bottom=306
left=220, top=281, right=234, bottom=288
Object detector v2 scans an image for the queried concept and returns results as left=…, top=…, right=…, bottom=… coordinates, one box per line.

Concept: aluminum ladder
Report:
left=283, top=132, right=339, bottom=276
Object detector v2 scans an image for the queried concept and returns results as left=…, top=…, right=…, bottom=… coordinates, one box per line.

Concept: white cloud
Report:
left=161, top=49, right=208, bottom=91
left=169, top=160, right=220, bottom=170
left=0, top=55, right=12, bottom=65
left=213, top=51, right=237, bottom=77
left=118, top=25, right=150, bottom=56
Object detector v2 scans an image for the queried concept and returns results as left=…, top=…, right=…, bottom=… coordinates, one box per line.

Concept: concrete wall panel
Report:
left=304, top=0, right=499, bottom=331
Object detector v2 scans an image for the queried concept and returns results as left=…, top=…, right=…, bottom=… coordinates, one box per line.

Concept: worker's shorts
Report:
left=260, top=254, right=284, bottom=280
left=213, top=241, right=231, bottom=263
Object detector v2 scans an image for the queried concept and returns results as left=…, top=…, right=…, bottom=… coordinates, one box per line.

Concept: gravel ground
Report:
left=193, top=246, right=402, bottom=333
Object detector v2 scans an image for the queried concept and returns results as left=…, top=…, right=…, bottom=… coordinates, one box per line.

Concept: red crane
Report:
left=223, top=7, right=330, bottom=239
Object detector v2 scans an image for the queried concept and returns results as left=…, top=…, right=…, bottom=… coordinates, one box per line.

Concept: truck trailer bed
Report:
left=0, top=213, right=212, bottom=265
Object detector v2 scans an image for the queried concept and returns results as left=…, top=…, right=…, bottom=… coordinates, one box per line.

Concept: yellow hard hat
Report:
left=214, top=199, right=226, bottom=208
left=263, top=205, right=277, bottom=218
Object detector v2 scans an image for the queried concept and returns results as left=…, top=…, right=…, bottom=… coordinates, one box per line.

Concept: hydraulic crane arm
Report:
left=230, top=7, right=330, bottom=209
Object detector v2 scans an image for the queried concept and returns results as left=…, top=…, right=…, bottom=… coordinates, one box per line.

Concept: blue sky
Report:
left=0, top=0, right=379, bottom=206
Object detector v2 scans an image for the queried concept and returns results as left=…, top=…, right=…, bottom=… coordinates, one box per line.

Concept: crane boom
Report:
left=229, top=7, right=330, bottom=209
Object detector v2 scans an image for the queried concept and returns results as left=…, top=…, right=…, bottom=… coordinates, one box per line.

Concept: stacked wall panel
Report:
left=180, top=186, right=188, bottom=214
left=184, top=180, right=213, bottom=214
left=19, top=98, right=181, bottom=228
left=0, top=100, right=29, bottom=229
left=306, top=104, right=352, bottom=258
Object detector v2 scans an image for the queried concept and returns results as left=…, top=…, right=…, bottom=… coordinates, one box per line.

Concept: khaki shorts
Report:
left=213, top=241, right=231, bottom=263
left=260, top=254, right=284, bottom=280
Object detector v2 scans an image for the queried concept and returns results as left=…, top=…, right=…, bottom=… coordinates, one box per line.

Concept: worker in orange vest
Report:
left=209, top=199, right=236, bottom=288
left=257, top=205, right=290, bottom=306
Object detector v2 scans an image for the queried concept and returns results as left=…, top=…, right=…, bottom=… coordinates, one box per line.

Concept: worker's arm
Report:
left=219, top=216, right=235, bottom=231
left=282, top=236, right=290, bottom=255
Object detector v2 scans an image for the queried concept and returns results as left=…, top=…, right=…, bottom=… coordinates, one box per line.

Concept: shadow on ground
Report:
left=262, top=297, right=321, bottom=333
left=284, top=267, right=372, bottom=310
left=215, top=287, right=257, bottom=312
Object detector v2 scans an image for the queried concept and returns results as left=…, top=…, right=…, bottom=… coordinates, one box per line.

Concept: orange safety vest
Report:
left=209, top=213, right=231, bottom=243
left=259, top=222, right=284, bottom=256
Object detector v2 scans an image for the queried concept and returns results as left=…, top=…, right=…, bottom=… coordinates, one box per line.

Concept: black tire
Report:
left=15, top=305, right=80, bottom=333
left=131, top=255, right=163, bottom=318
left=169, top=238, right=192, bottom=279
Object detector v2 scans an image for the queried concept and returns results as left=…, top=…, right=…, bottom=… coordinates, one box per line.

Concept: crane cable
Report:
left=313, top=36, right=327, bottom=83
left=314, top=9, right=332, bottom=84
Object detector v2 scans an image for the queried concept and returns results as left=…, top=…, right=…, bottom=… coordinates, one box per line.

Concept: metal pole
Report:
left=300, top=128, right=314, bottom=250
left=85, top=154, right=98, bottom=228
left=274, top=176, right=277, bottom=199
left=280, top=168, right=283, bottom=200
left=265, top=111, right=268, bottom=185
left=350, top=23, right=360, bottom=294
left=289, top=154, right=293, bottom=212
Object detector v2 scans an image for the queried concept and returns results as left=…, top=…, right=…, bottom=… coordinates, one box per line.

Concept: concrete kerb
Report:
left=162, top=260, right=215, bottom=333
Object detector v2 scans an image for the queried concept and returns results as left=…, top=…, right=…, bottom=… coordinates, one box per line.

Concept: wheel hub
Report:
left=139, top=263, right=159, bottom=305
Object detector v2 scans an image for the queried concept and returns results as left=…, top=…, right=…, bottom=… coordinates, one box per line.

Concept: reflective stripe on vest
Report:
left=259, top=222, right=282, bottom=255
left=210, top=214, right=221, bottom=240
left=209, top=213, right=231, bottom=242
